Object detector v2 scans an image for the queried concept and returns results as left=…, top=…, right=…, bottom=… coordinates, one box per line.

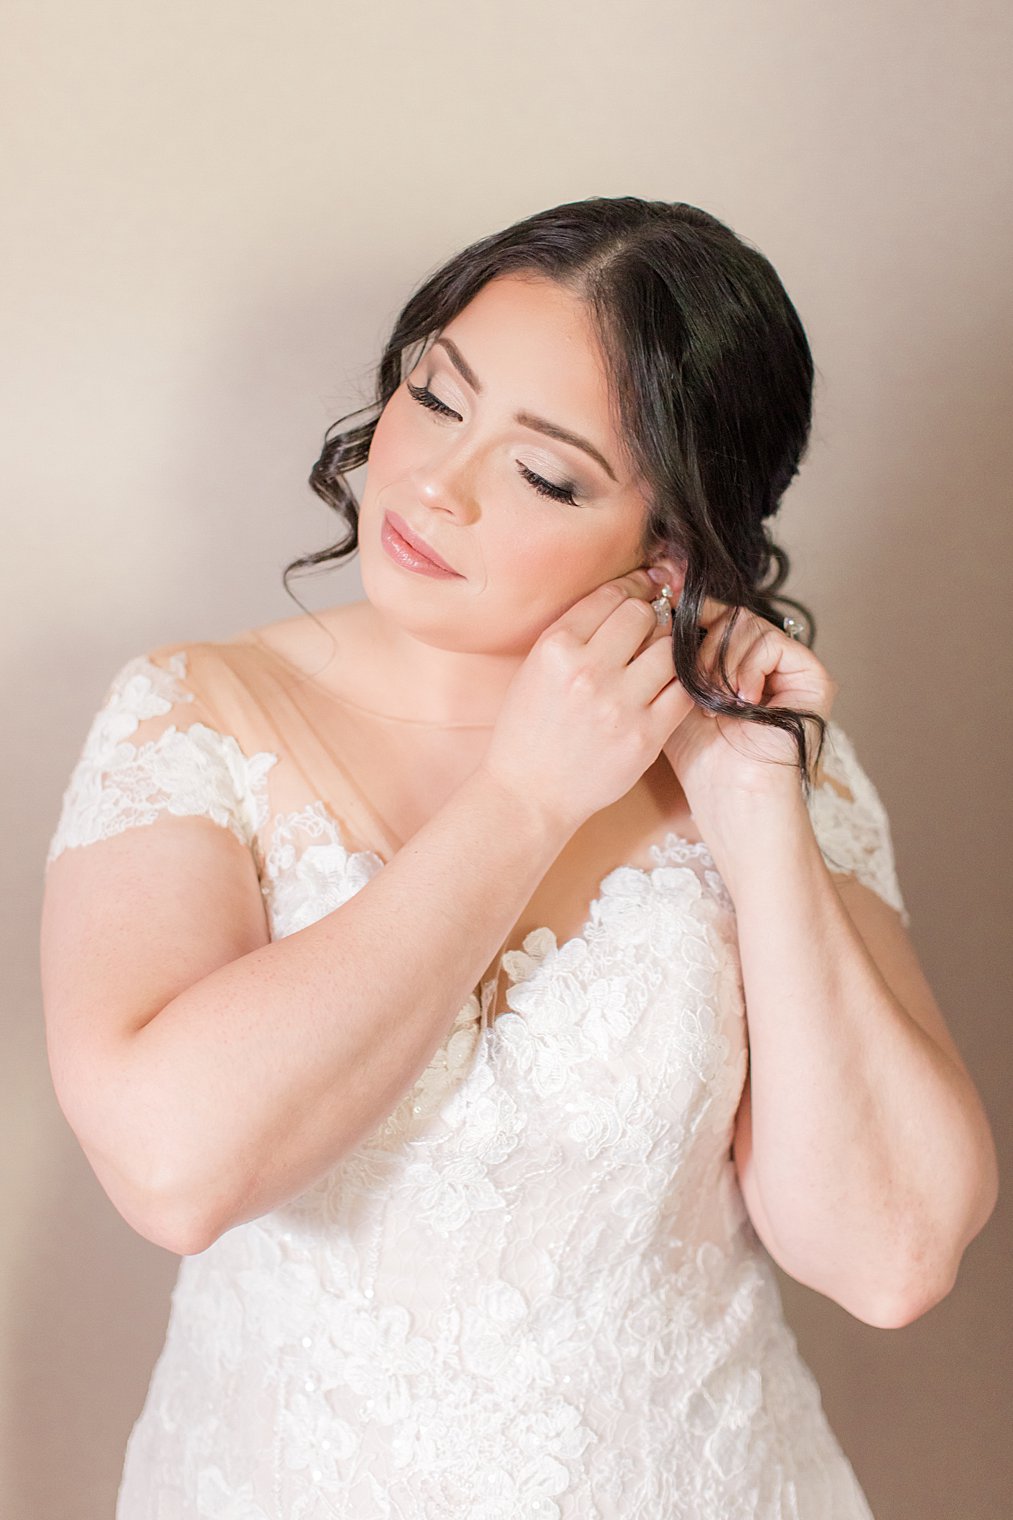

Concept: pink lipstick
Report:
left=381, top=512, right=462, bottom=578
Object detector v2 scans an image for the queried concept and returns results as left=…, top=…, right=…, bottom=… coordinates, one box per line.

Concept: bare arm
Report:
left=89, top=766, right=574, bottom=1254
left=43, top=569, right=682, bottom=1257
left=722, top=792, right=998, bottom=1328
left=656, top=595, right=997, bottom=1327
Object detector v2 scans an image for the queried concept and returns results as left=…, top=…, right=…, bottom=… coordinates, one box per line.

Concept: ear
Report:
left=646, top=551, right=688, bottom=602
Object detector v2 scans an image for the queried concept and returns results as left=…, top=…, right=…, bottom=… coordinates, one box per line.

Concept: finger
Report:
left=647, top=671, right=696, bottom=735
left=587, top=593, right=667, bottom=668
left=554, top=569, right=658, bottom=643
left=696, top=611, right=764, bottom=689
left=734, top=648, right=771, bottom=705
left=735, top=619, right=816, bottom=704
left=628, top=623, right=682, bottom=704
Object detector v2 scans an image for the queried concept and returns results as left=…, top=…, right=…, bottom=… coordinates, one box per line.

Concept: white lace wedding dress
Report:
left=45, top=635, right=910, bottom=1518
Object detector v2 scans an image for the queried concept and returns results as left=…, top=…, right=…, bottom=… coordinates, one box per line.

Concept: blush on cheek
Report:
left=508, top=559, right=590, bottom=633
left=364, top=404, right=403, bottom=478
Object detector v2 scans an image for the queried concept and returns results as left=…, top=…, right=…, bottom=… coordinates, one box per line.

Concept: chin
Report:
left=357, top=555, right=460, bottom=641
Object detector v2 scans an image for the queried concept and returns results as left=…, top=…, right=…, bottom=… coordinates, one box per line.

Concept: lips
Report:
left=383, top=511, right=458, bottom=573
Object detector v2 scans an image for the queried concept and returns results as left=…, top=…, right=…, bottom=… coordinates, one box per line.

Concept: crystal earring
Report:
left=650, top=583, right=673, bottom=628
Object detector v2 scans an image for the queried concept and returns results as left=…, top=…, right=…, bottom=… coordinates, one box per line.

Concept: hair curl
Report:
left=285, top=196, right=826, bottom=793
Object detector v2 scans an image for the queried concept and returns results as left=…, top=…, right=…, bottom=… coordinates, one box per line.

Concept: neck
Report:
left=349, top=600, right=525, bottom=726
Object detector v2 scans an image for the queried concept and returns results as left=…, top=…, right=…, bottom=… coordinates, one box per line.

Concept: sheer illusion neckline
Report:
left=236, top=631, right=718, bottom=1010
left=272, top=798, right=721, bottom=1019
left=243, top=627, right=498, bottom=729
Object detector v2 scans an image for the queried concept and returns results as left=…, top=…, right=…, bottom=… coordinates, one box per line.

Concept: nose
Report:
left=411, top=441, right=481, bottom=523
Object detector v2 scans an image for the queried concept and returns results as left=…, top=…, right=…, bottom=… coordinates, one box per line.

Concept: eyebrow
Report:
left=432, top=335, right=618, bottom=483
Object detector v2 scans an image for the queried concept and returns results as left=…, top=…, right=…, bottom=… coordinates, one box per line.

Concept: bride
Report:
left=42, top=195, right=998, bottom=1518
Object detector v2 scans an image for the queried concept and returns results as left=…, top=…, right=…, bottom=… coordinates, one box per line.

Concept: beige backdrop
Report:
left=3, top=2, right=1011, bottom=1516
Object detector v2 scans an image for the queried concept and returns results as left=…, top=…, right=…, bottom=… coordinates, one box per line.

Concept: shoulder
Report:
left=806, top=717, right=888, bottom=831
left=136, top=626, right=306, bottom=721
left=88, top=638, right=283, bottom=796
left=92, top=638, right=272, bottom=760
left=86, top=641, right=244, bottom=748
left=48, top=639, right=281, bottom=870
left=811, top=717, right=891, bottom=814
left=103, top=638, right=226, bottom=698
left=806, top=716, right=911, bottom=926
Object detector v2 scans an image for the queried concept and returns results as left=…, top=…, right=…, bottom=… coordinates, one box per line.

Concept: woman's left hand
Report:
left=660, top=596, right=838, bottom=809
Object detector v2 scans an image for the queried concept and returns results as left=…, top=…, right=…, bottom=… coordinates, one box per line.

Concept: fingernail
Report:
left=647, top=566, right=668, bottom=585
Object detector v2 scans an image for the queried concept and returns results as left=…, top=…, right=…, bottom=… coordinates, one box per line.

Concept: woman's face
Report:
left=358, top=272, right=679, bottom=656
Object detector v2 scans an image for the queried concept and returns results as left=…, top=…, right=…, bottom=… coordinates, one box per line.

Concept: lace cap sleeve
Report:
left=805, top=719, right=911, bottom=926
left=45, top=645, right=279, bottom=870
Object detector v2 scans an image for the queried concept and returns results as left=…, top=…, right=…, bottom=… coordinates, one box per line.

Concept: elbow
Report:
left=91, top=1168, right=222, bottom=1255
left=133, top=1161, right=234, bottom=1255
left=853, top=1138, right=1002, bottom=1330
left=141, top=1202, right=221, bottom=1257
left=793, top=1250, right=959, bottom=1330
left=843, top=1204, right=995, bottom=1329
left=849, top=1264, right=958, bottom=1329
left=53, top=1065, right=231, bottom=1256
left=83, top=1144, right=226, bottom=1256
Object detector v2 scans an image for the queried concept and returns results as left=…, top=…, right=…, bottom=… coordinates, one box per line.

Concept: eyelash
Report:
left=405, top=380, right=580, bottom=505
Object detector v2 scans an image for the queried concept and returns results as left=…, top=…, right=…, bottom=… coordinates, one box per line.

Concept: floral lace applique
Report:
left=808, top=719, right=911, bottom=924
left=46, top=652, right=278, bottom=868
left=49, top=662, right=887, bottom=1518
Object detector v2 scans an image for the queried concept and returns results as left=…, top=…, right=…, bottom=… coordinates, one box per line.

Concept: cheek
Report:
left=364, top=399, right=413, bottom=485
left=494, top=532, right=624, bottom=635
left=496, top=536, right=560, bottom=592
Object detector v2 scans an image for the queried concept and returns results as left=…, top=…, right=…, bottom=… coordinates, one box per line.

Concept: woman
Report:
left=41, top=196, right=997, bottom=1517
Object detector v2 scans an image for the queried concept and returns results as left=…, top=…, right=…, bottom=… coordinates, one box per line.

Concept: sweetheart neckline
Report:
left=262, top=798, right=726, bottom=1008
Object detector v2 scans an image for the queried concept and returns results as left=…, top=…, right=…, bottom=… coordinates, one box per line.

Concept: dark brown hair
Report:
left=286, top=196, right=826, bottom=792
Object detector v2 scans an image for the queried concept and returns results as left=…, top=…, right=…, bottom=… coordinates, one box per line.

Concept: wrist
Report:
left=692, top=786, right=818, bottom=900
left=465, top=762, right=581, bottom=855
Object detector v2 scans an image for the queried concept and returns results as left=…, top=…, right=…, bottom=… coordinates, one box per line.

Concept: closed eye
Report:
left=406, top=379, right=461, bottom=421
left=405, top=380, right=581, bottom=505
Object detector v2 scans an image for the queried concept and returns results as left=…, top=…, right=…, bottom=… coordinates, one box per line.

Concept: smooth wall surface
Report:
left=3, top=3, right=1011, bottom=1516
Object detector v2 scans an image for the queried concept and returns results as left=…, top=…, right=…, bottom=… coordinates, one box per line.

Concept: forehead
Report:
left=438, top=273, right=614, bottom=417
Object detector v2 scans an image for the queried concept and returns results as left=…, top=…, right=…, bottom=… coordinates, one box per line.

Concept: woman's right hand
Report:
left=477, top=568, right=695, bottom=835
